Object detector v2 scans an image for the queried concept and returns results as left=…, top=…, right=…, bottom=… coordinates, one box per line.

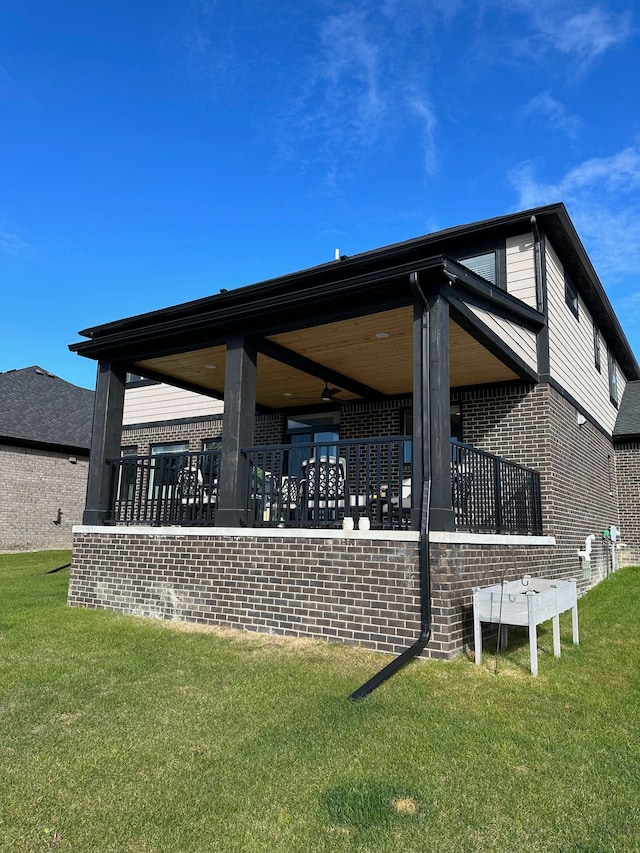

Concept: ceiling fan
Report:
left=320, top=382, right=343, bottom=403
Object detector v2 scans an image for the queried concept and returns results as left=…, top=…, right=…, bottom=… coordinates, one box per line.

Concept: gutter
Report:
left=349, top=272, right=433, bottom=700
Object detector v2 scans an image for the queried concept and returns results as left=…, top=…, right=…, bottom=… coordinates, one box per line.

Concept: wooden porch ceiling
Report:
left=134, top=306, right=519, bottom=409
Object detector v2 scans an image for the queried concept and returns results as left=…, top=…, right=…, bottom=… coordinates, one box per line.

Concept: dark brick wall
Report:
left=545, top=387, right=620, bottom=580
left=430, top=540, right=559, bottom=656
left=456, top=382, right=621, bottom=582
left=121, top=399, right=412, bottom=455
left=614, top=441, right=640, bottom=566
left=70, top=529, right=565, bottom=660
left=340, top=397, right=411, bottom=440
left=69, top=530, right=422, bottom=655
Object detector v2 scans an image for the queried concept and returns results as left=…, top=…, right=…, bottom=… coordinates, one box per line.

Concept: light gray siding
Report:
left=466, top=303, right=538, bottom=372
left=123, top=383, right=224, bottom=426
left=546, top=240, right=621, bottom=433
left=506, top=233, right=537, bottom=308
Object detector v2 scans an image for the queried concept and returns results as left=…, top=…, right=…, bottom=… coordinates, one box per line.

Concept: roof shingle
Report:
left=614, top=381, right=640, bottom=440
left=0, top=366, right=94, bottom=451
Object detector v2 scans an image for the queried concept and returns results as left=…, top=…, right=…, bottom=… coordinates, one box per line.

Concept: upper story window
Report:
left=593, top=324, right=601, bottom=372
left=565, top=274, right=579, bottom=318
left=608, top=350, right=618, bottom=406
left=459, top=251, right=497, bottom=286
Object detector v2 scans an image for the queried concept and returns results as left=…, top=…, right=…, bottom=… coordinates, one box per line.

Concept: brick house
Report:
left=0, top=366, right=94, bottom=552
left=67, top=203, right=640, bottom=688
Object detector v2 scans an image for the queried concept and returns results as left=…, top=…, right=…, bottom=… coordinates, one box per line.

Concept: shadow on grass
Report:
left=320, top=779, right=425, bottom=830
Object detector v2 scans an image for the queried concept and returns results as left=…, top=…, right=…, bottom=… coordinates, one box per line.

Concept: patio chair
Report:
left=176, top=462, right=216, bottom=521
left=276, top=475, right=299, bottom=523
left=298, top=456, right=366, bottom=522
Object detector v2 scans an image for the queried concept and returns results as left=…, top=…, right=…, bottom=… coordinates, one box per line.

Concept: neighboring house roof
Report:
left=0, top=366, right=94, bottom=452
left=614, top=381, right=640, bottom=441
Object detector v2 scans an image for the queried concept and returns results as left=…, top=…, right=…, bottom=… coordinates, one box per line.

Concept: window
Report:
left=125, top=372, right=159, bottom=386
left=565, top=274, right=579, bottom=318
left=118, top=446, right=138, bottom=502
left=202, top=439, right=221, bottom=482
left=459, top=251, right=497, bottom=285
left=450, top=403, right=463, bottom=442
left=150, top=441, right=189, bottom=498
left=608, top=350, right=618, bottom=405
left=286, top=413, right=340, bottom=479
left=593, top=324, right=601, bottom=372
left=151, top=442, right=189, bottom=456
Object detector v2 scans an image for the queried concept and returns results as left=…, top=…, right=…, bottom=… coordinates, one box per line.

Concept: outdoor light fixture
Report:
left=321, top=382, right=341, bottom=402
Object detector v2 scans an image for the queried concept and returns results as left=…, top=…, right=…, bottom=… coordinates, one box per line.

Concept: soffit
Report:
left=133, top=306, right=520, bottom=409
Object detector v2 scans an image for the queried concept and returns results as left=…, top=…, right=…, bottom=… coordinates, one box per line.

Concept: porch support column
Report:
left=216, top=336, right=257, bottom=527
left=427, top=290, right=455, bottom=531
left=413, top=286, right=455, bottom=532
left=83, top=360, right=126, bottom=525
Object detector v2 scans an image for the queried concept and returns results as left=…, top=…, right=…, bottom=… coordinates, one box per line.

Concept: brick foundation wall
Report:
left=70, top=528, right=564, bottom=660
left=614, top=441, right=640, bottom=566
left=1, top=444, right=89, bottom=552
left=69, top=530, right=422, bottom=655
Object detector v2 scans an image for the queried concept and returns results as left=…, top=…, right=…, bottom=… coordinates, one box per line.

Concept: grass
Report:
left=1, top=551, right=639, bottom=853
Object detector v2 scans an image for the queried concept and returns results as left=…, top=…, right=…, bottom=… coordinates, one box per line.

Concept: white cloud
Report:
left=520, top=91, right=581, bottom=138
left=273, top=4, right=447, bottom=187
left=0, top=226, right=32, bottom=257
left=408, top=96, right=438, bottom=176
left=509, top=146, right=640, bottom=278
left=316, top=8, right=387, bottom=145
left=166, top=0, right=236, bottom=97
left=548, top=6, right=633, bottom=62
left=507, top=1, right=634, bottom=67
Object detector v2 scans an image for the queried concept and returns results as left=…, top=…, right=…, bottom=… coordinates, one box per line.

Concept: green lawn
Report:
left=1, top=551, right=639, bottom=852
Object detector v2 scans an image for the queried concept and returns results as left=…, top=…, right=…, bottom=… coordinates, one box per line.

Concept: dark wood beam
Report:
left=253, top=338, right=385, bottom=400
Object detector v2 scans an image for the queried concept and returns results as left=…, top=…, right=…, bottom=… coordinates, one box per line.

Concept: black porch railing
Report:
left=451, top=440, right=543, bottom=535
left=243, top=437, right=413, bottom=530
left=106, top=450, right=220, bottom=526
left=104, top=439, right=542, bottom=535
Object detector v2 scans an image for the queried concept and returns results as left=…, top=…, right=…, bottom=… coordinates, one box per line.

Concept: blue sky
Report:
left=1, top=0, right=638, bottom=390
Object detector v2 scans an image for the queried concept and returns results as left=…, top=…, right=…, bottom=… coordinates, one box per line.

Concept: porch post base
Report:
left=215, top=508, right=247, bottom=527
left=429, top=506, right=456, bottom=532
left=82, top=508, right=107, bottom=526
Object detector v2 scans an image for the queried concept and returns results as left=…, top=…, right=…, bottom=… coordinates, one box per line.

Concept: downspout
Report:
left=349, top=272, right=433, bottom=700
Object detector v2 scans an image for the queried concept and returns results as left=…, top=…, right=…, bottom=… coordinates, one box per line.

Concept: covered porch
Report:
left=73, top=254, right=545, bottom=538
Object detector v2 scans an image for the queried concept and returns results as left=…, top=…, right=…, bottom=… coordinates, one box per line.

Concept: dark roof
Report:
left=69, top=203, right=639, bottom=381
left=614, top=381, right=640, bottom=440
left=0, top=366, right=94, bottom=452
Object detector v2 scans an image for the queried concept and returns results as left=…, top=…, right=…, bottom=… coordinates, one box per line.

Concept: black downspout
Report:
left=349, top=273, right=433, bottom=700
